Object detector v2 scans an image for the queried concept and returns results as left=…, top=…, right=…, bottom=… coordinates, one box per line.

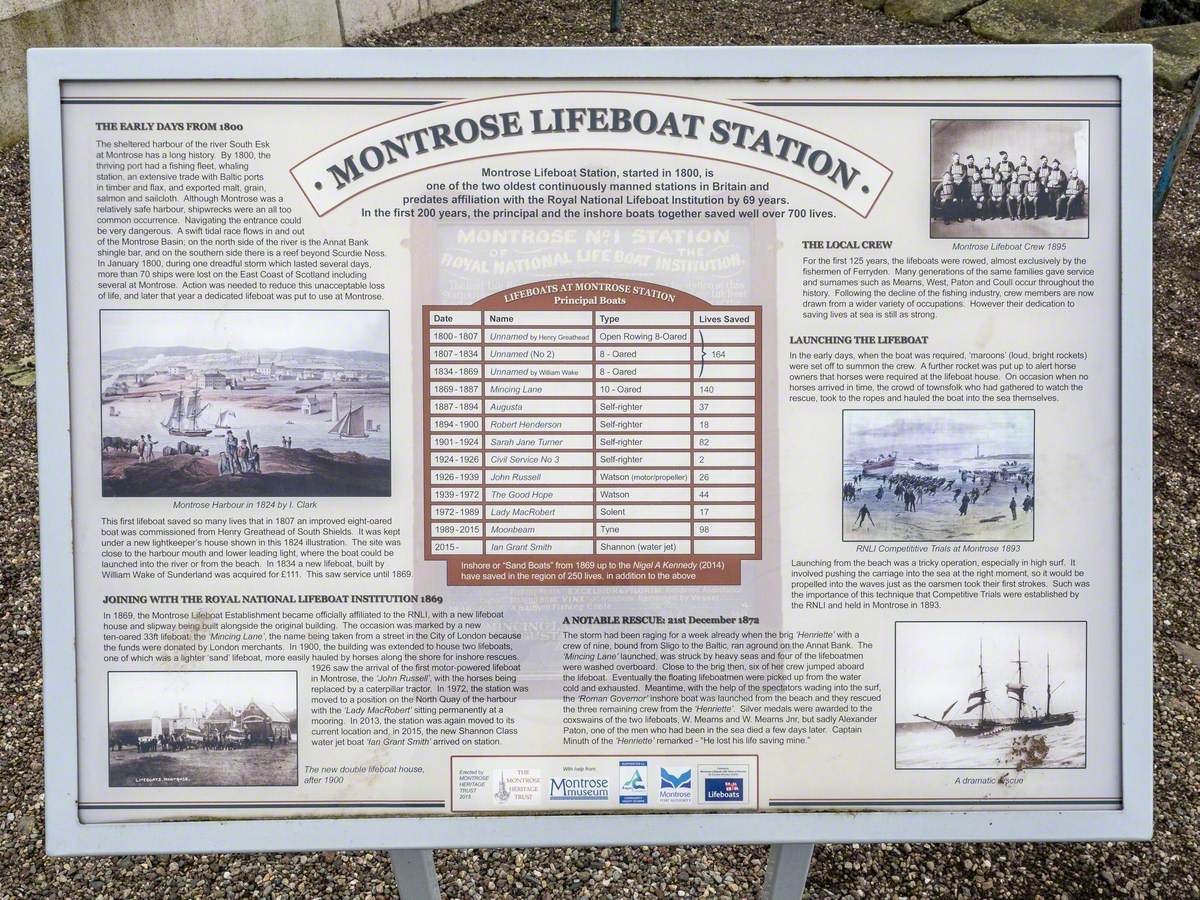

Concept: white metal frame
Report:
left=30, top=44, right=1153, bottom=856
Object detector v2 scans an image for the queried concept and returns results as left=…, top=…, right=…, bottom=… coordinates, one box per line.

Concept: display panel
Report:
left=31, top=47, right=1153, bottom=852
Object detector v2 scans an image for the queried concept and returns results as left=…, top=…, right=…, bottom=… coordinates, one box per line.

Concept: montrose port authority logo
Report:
left=660, top=768, right=691, bottom=789
left=658, top=767, right=693, bottom=804
left=549, top=776, right=611, bottom=801
left=619, top=760, right=648, bottom=804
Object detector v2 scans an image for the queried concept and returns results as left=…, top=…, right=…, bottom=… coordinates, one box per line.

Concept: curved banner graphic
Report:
left=290, top=91, right=893, bottom=217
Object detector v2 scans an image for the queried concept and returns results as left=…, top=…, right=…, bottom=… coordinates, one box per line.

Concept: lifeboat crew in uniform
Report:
left=1036, top=154, right=1052, bottom=185
left=1058, top=168, right=1086, bottom=221
left=1005, top=173, right=1024, bottom=221
left=964, top=154, right=980, bottom=188
left=987, top=172, right=1007, bottom=220
left=996, top=150, right=1015, bottom=187
left=979, top=156, right=996, bottom=187
left=1015, top=155, right=1034, bottom=188
left=1021, top=175, right=1042, bottom=220
left=1044, top=159, right=1066, bottom=216
left=1035, top=155, right=1052, bottom=216
left=967, top=172, right=988, bottom=220
left=932, top=172, right=958, bottom=224
left=947, top=153, right=967, bottom=220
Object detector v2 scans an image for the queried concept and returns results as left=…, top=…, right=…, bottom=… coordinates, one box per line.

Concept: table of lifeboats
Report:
left=422, top=283, right=763, bottom=586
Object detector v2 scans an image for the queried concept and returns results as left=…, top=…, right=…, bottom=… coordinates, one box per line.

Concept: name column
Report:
left=483, top=309, right=596, bottom=557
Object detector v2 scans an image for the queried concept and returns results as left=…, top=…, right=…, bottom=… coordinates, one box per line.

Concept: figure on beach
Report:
left=855, top=503, right=875, bottom=529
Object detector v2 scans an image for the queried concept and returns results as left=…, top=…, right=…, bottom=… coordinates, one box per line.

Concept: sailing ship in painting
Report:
left=329, top=393, right=369, bottom=440
left=162, top=389, right=213, bottom=437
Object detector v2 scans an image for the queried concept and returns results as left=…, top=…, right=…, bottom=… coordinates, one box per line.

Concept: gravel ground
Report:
left=1, top=0, right=1198, bottom=897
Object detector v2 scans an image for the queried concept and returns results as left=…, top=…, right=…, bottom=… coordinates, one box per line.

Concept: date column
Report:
left=426, top=309, right=484, bottom=557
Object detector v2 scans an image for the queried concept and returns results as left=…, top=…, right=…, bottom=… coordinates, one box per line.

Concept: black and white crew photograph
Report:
left=895, top=621, right=1086, bottom=770
left=108, top=670, right=298, bottom=787
left=929, top=119, right=1089, bottom=239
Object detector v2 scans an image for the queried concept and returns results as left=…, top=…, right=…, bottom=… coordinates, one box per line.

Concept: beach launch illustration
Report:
left=842, top=410, right=1034, bottom=542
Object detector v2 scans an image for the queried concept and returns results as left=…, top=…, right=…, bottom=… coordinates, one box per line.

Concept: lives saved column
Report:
left=692, top=310, right=759, bottom=556
left=595, top=310, right=695, bottom=555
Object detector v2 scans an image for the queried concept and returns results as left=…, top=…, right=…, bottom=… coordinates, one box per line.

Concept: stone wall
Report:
left=1, top=0, right=484, bottom=146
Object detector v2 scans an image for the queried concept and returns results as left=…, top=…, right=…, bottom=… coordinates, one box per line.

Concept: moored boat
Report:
left=162, top=389, right=212, bottom=437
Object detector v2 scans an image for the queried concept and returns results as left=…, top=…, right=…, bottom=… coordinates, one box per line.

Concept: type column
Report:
left=594, top=310, right=695, bottom=555
left=482, top=310, right=596, bottom=556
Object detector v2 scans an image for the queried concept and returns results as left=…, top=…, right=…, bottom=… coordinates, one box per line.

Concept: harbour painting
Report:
left=99, top=309, right=390, bottom=497
left=842, top=409, right=1034, bottom=542
left=895, top=621, right=1085, bottom=770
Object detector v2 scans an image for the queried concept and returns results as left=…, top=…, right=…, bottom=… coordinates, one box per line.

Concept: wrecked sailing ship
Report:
left=915, top=641, right=1008, bottom=737
left=1011, top=650, right=1076, bottom=731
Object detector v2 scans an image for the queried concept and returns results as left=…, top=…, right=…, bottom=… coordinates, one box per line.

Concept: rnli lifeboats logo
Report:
left=698, top=763, right=751, bottom=804
left=290, top=91, right=892, bottom=218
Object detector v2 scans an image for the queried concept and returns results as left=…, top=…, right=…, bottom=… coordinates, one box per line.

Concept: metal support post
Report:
left=388, top=849, right=440, bottom=900
left=760, top=843, right=815, bottom=899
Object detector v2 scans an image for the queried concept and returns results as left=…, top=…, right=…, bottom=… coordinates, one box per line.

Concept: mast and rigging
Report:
left=161, top=389, right=212, bottom=437
left=915, top=640, right=1007, bottom=737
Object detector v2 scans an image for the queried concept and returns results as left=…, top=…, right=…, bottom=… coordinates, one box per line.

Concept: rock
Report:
left=1172, top=639, right=1200, bottom=670
left=850, top=0, right=887, bottom=10
left=1143, top=0, right=1200, bottom=28
left=885, top=0, right=987, bottom=25
left=1101, top=24, right=1200, bottom=89
left=964, top=0, right=1141, bottom=43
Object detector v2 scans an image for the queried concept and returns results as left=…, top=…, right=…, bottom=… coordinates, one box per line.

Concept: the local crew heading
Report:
left=323, top=106, right=865, bottom=193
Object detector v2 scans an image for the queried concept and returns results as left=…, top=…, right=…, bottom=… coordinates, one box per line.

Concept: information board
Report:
left=32, top=46, right=1153, bottom=855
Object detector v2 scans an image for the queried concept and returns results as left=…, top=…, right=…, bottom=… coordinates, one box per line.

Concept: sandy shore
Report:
left=844, top=475, right=1033, bottom=541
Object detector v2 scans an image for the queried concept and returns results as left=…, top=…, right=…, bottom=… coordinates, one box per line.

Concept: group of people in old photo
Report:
left=931, top=150, right=1086, bottom=225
